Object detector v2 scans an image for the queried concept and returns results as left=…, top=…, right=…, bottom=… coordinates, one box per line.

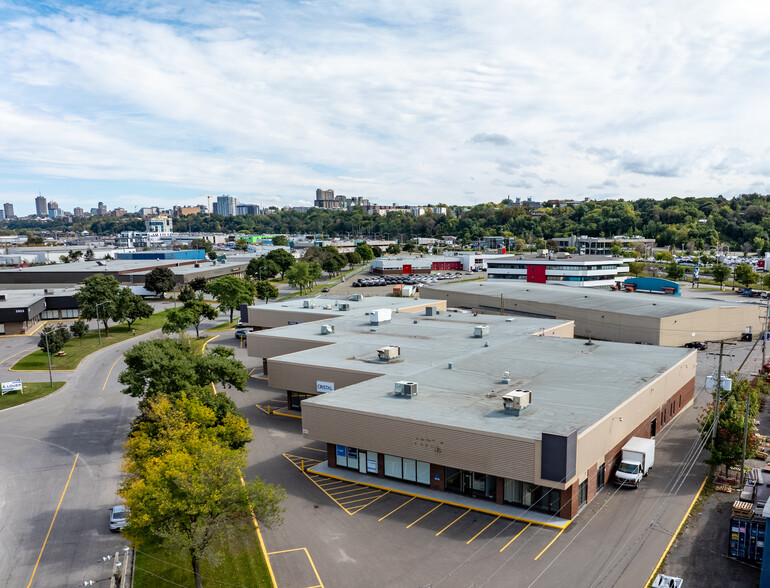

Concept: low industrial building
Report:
left=245, top=297, right=696, bottom=521
left=419, top=281, right=762, bottom=346
left=486, top=254, right=629, bottom=288
left=0, top=288, right=79, bottom=334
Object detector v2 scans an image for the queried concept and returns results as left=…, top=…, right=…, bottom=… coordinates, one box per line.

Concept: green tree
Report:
left=84, top=248, right=95, bottom=261
left=285, top=261, right=311, bottom=294
left=346, top=251, right=361, bottom=267
left=189, top=277, right=207, bottom=291
left=246, top=257, right=280, bottom=281
left=711, top=263, right=731, bottom=291
left=254, top=280, right=279, bottom=304
left=655, top=251, right=674, bottom=262
left=119, top=339, right=247, bottom=400
left=178, top=285, right=197, bottom=303
left=38, top=324, right=71, bottom=355
left=265, top=249, right=295, bottom=278
left=162, top=306, right=195, bottom=336
left=271, top=235, right=289, bottom=246
left=234, top=238, right=248, bottom=251
left=75, top=274, right=121, bottom=336
left=402, top=242, right=415, bottom=252
left=69, top=319, right=89, bottom=345
left=207, top=250, right=218, bottom=260
left=386, top=244, right=401, bottom=255
left=115, top=288, right=154, bottom=329
left=734, top=263, right=758, bottom=289
left=371, top=245, right=383, bottom=257
left=205, top=276, right=256, bottom=322
left=191, top=239, right=213, bottom=254
left=120, top=395, right=284, bottom=588
left=355, top=243, right=375, bottom=261
left=322, top=254, right=346, bottom=276
left=628, top=261, right=645, bottom=277
left=665, top=262, right=685, bottom=281
left=185, top=299, right=219, bottom=338
left=144, top=267, right=176, bottom=297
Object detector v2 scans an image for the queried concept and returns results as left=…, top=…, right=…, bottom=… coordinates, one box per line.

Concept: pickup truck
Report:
left=615, top=437, right=655, bottom=488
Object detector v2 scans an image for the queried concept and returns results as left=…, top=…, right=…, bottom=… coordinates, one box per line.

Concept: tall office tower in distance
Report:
left=216, top=194, right=238, bottom=217
left=35, top=194, right=47, bottom=217
left=3, top=203, right=13, bottom=219
left=73, top=207, right=84, bottom=217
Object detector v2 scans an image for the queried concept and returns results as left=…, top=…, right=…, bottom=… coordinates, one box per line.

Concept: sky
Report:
left=1, top=0, right=769, bottom=215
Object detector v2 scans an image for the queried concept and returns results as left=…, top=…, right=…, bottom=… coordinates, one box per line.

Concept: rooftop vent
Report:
left=350, top=293, right=364, bottom=302
left=303, top=300, right=315, bottom=309
left=394, top=381, right=418, bottom=398
left=474, top=325, right=489, bottom=338
left=377, top=345, right=401, bottom=360
left=0, top=294, right=6, bottom=301
left=44, top=288, right=54, bottom=295
left=502, top=371, right=511, bottom=385
left=425, top=306, right=435, bottom=316
left=323, top=305, right=333, bottom=310
left=320, top=324, right=335, bottom=335
left=502, top=390, right=531, bottom=416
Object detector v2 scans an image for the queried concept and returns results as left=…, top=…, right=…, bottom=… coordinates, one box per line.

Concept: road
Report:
left=0, top=331, right=154, bottom=588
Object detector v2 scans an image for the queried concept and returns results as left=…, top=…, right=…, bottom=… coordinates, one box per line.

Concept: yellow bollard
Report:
left=267, top=404, right=271, bottom=414
left=301, top=459, right=305, bottom=472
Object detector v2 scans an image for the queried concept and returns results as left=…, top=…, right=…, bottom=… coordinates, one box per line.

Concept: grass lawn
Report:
left=190, top=335, right=217, bottom=355
left=133, top=522, right=273, bottom=588
left=204, top=320, right=238, bottom=333
left=12, top=310, right=170, bottom=371
left=0, top=381, right=65, bottom=410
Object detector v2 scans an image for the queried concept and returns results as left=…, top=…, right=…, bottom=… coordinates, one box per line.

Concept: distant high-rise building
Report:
left=112, top=208, right=127, bottom=217
left=97, top=201, right=108, bottom=216
left=73, top=207, right=84, bottom=217
left=314, top=188, right=336, bottom=208
left=48, top=202, right=62, bottom=218
left=3, top=203, right=13, bottom=219
left=0, top=209, right=5, bottom=221
left=236, top=203, right=260, bottom=216
left=35, top=194, right=47, bottom=217
left=216, top=195, right=237, bottom=217
left=211, top=202, right=218, bottom=215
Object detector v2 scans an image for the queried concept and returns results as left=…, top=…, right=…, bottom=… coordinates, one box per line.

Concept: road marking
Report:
left=266, top=547, right=325, bottom=588
left=534, top=528, right=565, bottom=560
left=354, top=491, right=389, bottom=513
left=27, top=453, right=79, bottom=588
left=379, top=497, right=415, bottom=521
left=436, top=509, right=470, bottom=536
left=0, top=348, right=30, bottom=365
left=338, top=491, right=382, bottom=505
left=25, top=321, right=50, bottom=336
left=240, top=474, right=278, bottom=588
left=407, top=503, right=442, bottom=528
left=302, top=446, right=328, bottom=453
left=102, top=356, right=122, bottom=390
left=201, top=334, right=219, bottom=353
left=328, top=486, right=369, bottom=497
left=467, top=515, right=500, bottom=544
left=500, top=523, right=530, bottom=552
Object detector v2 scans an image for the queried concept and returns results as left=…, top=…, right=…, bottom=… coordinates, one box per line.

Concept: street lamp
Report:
left=42, top=325, right=69, bottom=388
left=94, top=301, right=108, bottom=345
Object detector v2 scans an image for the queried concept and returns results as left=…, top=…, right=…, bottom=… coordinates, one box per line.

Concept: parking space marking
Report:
left=407, top=503, right=443, bottom=528
left=283, top=453, right=388, bottom=515
left=500, top=523, right=530, bottom=552
left=534, top=528, right=564, bottom=561
left=379, top=497, right=415, bottom=521
left=267, top=547, right=325, bottom=588
left=302, top=446, right=328, bottom=454
left=436, top=509, right=470, bottom=536
left=467, top=515, right=500, bottom=544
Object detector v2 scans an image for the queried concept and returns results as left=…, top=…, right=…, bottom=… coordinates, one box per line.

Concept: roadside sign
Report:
left=1, top=380, right=23, bottom=395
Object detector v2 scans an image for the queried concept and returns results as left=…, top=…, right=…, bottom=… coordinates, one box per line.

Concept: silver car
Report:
left=109, top=505, right=129, bottom=532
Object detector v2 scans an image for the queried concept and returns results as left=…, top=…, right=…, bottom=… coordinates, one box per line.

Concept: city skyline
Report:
left=0, top=1, right=769, bottom=216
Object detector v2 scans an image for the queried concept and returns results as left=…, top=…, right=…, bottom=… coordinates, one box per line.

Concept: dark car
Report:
left=235, top=329, right=248, bottom=340
left=322, top=287, right=330, bottom=292
left=684, top=341, right=708, bottom=350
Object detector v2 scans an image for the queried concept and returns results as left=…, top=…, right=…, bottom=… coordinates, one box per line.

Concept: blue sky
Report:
left=1, top=0, right=769, bottom=215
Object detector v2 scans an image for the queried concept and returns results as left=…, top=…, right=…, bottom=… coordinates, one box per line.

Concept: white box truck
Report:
left=614, top=437, right=655, bottom=488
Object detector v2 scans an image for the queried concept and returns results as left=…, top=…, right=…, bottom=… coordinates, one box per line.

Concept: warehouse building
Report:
left=419, top=281, right=762, bottom=347
left=486, top=255, right=629, bottom=288
left=0, top=288, right=79, bottom=334
left=246, top=300, right=695, bottom=521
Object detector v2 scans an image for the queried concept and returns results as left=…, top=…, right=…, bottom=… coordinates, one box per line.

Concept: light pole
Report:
left=43, top=325, right=69, bottom=388
left=94, top=301, right=108, bottom=345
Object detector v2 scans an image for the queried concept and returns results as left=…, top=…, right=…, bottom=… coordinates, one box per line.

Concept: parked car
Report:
left=322, top=287, right=330, bottom=292
left=235, top=329, right=248, bottom=340
left=684, top=341, right=708, bottom=350
left=109, top=505, right=129, bottom=532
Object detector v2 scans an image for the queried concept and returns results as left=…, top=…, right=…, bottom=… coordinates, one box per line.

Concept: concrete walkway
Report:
left=308, top=460, right=571, bottom=529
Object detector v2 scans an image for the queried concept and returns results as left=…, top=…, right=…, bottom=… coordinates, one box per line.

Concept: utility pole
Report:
left=712, top=339, right=726, bottom=444
left=740, top=383, right=752, bottom=487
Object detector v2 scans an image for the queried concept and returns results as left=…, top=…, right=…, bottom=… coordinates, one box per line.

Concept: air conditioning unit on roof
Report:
left=394, top=381, right=418, bottom=397
left=377, top=345, right=400, bottom=360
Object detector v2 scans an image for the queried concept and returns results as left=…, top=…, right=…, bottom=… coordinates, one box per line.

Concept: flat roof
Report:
left=0, top=259, right=244, bottom=276
left=249, top=295, right=441, bottom=316
left=420, top=280, right=742, bottom=319
left=264, top=311, right=692, bottom=439
left=0, top=287, right=79, bottom=309
left=487, top=254, right=627, bottom=265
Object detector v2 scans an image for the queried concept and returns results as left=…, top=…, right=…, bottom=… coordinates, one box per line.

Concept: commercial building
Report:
left=371, top=256, right=463, bottom=274
left=35, top=195, right=47, bottom=217
left=0, top=288, right=79, bottom=334
left=245, top=297, right=695, bottom=521
left=216, top=195, right=238, bottom=217
left=420, top=280, right=763, bottom=347
left=486, top=255, right=629, bottom=288
left=145, top=215, right=173, bottom=235
left=3, top=203, right=14, bottom=219
left=554, top=235, right=655, bottom=256
left=116, top=250, right=205, bottom=261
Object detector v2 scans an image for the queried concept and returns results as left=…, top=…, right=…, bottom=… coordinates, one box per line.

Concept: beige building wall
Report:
left=658, top=307, right=761, bottom=346
left=247, top=334, right=331, bottom=359
left=268, top=361, right=382, bottom=395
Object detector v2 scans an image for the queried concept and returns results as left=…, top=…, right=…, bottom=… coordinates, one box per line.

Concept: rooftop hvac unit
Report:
left=394, top=381, right=418, bottom=398
left=370, top=308, right=392, bottom=324
left=320, top=324, right=335, bottom=335
left=425, top=306, right=435, bottom=316
left=303, top=300, right=315, bottom=309
left=377, top=345, right=401, bottom=360
left=44, top=288, right=54, bottom=294
left=350, top=293, right=364, bottom=302
left=339, top=303, right=350, bottom=311
left=502, top=390, right=531, bottom=415
left=474, top=325, right=490, bottom=338
left=323, top=305, right=333, bottom=310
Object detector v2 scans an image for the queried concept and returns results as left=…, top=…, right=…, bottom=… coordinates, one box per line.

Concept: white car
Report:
left=109, top=505, right=129, bottom=532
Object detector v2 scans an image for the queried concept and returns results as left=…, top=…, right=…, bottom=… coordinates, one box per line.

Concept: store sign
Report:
left=316, top=381, right=334, bottom=393
left=1, top=380, right=22, bottom=395
left=367, top=455, right=377, bottom=473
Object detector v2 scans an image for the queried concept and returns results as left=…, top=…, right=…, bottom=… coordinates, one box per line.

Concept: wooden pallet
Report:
left=715, top=485, right=732, bottom=493
left=733, top=500, right=754, bottom=518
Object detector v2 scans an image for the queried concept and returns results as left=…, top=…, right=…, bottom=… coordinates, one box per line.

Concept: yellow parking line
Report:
left=201, top=334, right=219, bottom=353
left=319, top=482, right=351, bottom=491
left=26, top=453, right=78, bottom=588
left=271, top=409, right=302, bottom=419
left=267, top=547, right=325, bottom=587
left=534, top=528, right=565, bottom=561
left=25, top=321, right=50, bottom=336
left=407, top=503, right=442, bottom=528
left=436, top=509, right=470, bottom=536
left=102, top=356, right=121, bottom=391
left=379, top=497, right=415, bottom=521
left=350, top=491, right=390, bottom=514
left=252, top=375, right=269, bottom=380
left=302, top=446, right=328, bottom=453
left=241, top=475, right=277, bottom=588
left=500, top=523, right=530, bottom=552
left=0, top=348, right=29, bottom=365
left=334, top=488, right=380, bottom=499
left=467, top=516, right=500, bottom=544
left=329, top=486, right=370, bottom=496
left=339, top=491, right=382, bottom=505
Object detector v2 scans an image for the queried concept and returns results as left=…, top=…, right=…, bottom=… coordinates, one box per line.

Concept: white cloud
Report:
left=0, top=0, right=768, bottom=213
